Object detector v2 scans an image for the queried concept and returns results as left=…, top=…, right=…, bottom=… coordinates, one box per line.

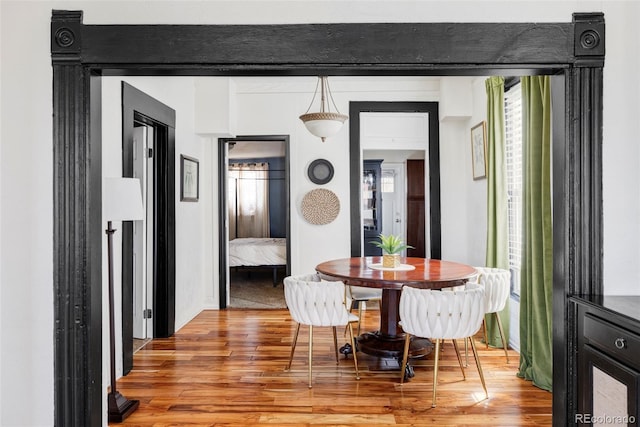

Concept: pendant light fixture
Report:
left=299, top=76, right=348, bottom=142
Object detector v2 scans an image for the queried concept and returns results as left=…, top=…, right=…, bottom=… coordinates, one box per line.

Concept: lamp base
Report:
left=108, top=391, right=139, bottom=423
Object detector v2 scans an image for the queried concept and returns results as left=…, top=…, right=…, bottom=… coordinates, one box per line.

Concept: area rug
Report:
left=229, top=268, right=287, bottom=309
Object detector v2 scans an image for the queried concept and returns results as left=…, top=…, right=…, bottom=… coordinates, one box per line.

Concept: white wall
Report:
left=2, top=1, right=639, bottom=426
left=1, top=4, right=56, bottom=426
left=230, top=77, right=449, bottom=273
left=601, top=2, right=640, bottom=295
left=438, top=76, right=489, bottom=266
left=101, top=77, right=206, bottom=394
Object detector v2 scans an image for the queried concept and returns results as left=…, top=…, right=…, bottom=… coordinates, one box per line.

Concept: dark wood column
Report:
left=51, top=10, right=103, bottom=427
left=552, top=13, right=605, bottom=427
left=570, top=14, right=605, bottom=295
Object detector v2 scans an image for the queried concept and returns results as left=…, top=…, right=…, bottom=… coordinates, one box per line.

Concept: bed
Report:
left=229, top=237, right=287, bottom=285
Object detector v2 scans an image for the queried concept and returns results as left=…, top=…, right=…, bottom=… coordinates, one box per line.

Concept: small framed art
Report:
left=180, top=154, right=199, bottom=202
left=471, top=121, right=487, bottom=180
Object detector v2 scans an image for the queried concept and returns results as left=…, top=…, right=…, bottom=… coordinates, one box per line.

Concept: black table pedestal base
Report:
left=357, top=331, right=433, bottom=359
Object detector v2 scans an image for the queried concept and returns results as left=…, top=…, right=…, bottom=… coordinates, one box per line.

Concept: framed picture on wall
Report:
left=471, top=121, right=487, bottom=180
left=180, top=154, right=199, bottom=202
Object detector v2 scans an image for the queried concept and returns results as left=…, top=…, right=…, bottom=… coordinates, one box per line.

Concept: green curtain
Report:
left=517, top=76, right=553, bottom=391
left=484, top=76, right=510, bottom=347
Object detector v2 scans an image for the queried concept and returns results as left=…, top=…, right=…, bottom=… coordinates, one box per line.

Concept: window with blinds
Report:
left=505, top=82, right=523, bottom=298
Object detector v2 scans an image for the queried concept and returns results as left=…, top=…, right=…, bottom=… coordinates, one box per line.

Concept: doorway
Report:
left=217, top=135, right=291, bottom=309
left=362, top=156, right=421, bottom=257
left=121, top=82, right=177, bottom=374
left=51, top=14, right=604, bottom=427
left=350, top=102, right=441, bottom=259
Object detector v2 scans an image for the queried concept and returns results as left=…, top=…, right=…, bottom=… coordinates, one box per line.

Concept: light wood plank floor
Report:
left=114, top=309, right=552, bottom=426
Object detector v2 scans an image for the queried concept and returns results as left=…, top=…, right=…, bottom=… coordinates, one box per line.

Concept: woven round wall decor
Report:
left=301, top=188, right=340, bottom=225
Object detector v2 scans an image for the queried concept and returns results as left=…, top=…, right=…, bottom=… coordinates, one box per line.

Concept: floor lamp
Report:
left=103, top=177, right=145, bottom=423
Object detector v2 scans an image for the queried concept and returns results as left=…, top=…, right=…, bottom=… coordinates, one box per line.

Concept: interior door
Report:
left=132, top=125, right=154, bottom=340
left=406, top=159, right=426, bottom=257
left=381, top=163, right=406, bottom=252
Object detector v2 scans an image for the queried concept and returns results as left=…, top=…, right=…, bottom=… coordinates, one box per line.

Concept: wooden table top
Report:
left=316, top=257, right=477, bottom=290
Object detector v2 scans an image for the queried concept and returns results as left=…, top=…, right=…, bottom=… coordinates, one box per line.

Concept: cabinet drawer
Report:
left=584, top=313, right=640, bottom=370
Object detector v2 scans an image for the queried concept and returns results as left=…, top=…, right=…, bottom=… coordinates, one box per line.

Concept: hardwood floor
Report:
left=113, top=309, right=552, bottom=426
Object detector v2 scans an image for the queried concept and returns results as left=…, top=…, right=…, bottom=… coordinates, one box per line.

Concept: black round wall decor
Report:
left=307, top=158, right=334, bottom=185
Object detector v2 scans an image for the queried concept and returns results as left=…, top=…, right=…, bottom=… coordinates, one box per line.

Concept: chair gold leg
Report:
left=348, top=322, right=360, bottom=380
left=400, top=333, right=411, bottom=384
left=494, top=312, right=510, bottom=363
left=483, top=318, right=488, bottom=349
left=344, top=299, right=354, bottom=337
left=469, top=336, right=488, bottom=400
left=345, top=300, right=359, bottom=337
left=357, top=302, right=363, bottom=336
left=452, top=339, right=466, bottom=379
left=332, top=326, right=339, bottom=364
left=464, top=338, right=469, bottom=367
left=432, top=339, right=441, bottom=408
left=286, top=323, right=300, bottom=370
left=308, top=325, right=313, bottom=388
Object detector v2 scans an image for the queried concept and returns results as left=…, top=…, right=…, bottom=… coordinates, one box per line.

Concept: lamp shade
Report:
left=103, top=177, right=145, bottom=221
left=299, top=112, right=348, bottom=141
left=299, top=76, right=348, bottom=142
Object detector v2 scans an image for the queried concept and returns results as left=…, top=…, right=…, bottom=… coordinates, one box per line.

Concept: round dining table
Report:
left=316, top=256, right=477, bottom=359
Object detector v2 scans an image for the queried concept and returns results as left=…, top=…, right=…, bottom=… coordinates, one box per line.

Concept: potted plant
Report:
left=370, top=234, right=414, bottom=268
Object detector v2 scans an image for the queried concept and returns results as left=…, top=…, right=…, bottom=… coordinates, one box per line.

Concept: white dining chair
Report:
left=347, top=285, right=382, bottom=336
left=474, top=266, right=511, bottom=363
left=399, top=283, right=488, bottom=407
left=283, top=273, right=360, bottom=388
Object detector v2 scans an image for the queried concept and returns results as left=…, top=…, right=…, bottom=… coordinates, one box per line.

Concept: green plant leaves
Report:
left=369, top=233, right=414, bottom=254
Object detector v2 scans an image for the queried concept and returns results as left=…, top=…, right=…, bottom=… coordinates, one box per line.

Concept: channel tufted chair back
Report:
left=284, top=273, right=351, bottom=327
left=399, top=283, right=488, bottom=407
left=399, top=284, right=485, bottom=340
left=283, top=274, right=360, bottom=388
left=475, top=267, right=510, bottom=314
left=474, top=266, right=511, bottom=362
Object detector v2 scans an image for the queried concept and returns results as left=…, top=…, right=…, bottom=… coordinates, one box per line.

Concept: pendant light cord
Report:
left=302, top=76, right=343, bottom=115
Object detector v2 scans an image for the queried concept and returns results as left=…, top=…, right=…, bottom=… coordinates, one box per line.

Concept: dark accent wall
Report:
left=229, top=157, right=286, bottom=238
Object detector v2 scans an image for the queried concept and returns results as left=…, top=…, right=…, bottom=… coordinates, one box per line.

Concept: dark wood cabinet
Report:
left=363, top=160, right=382, bottom=256
left=572, top=296, right=640, bottom=426
left=406, top=159, right=425, bottom=258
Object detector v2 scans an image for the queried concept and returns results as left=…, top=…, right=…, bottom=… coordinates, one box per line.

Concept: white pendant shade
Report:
left=299, top=111, right=348, bottom=142
left=299, top=77, right=348, bottom=142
